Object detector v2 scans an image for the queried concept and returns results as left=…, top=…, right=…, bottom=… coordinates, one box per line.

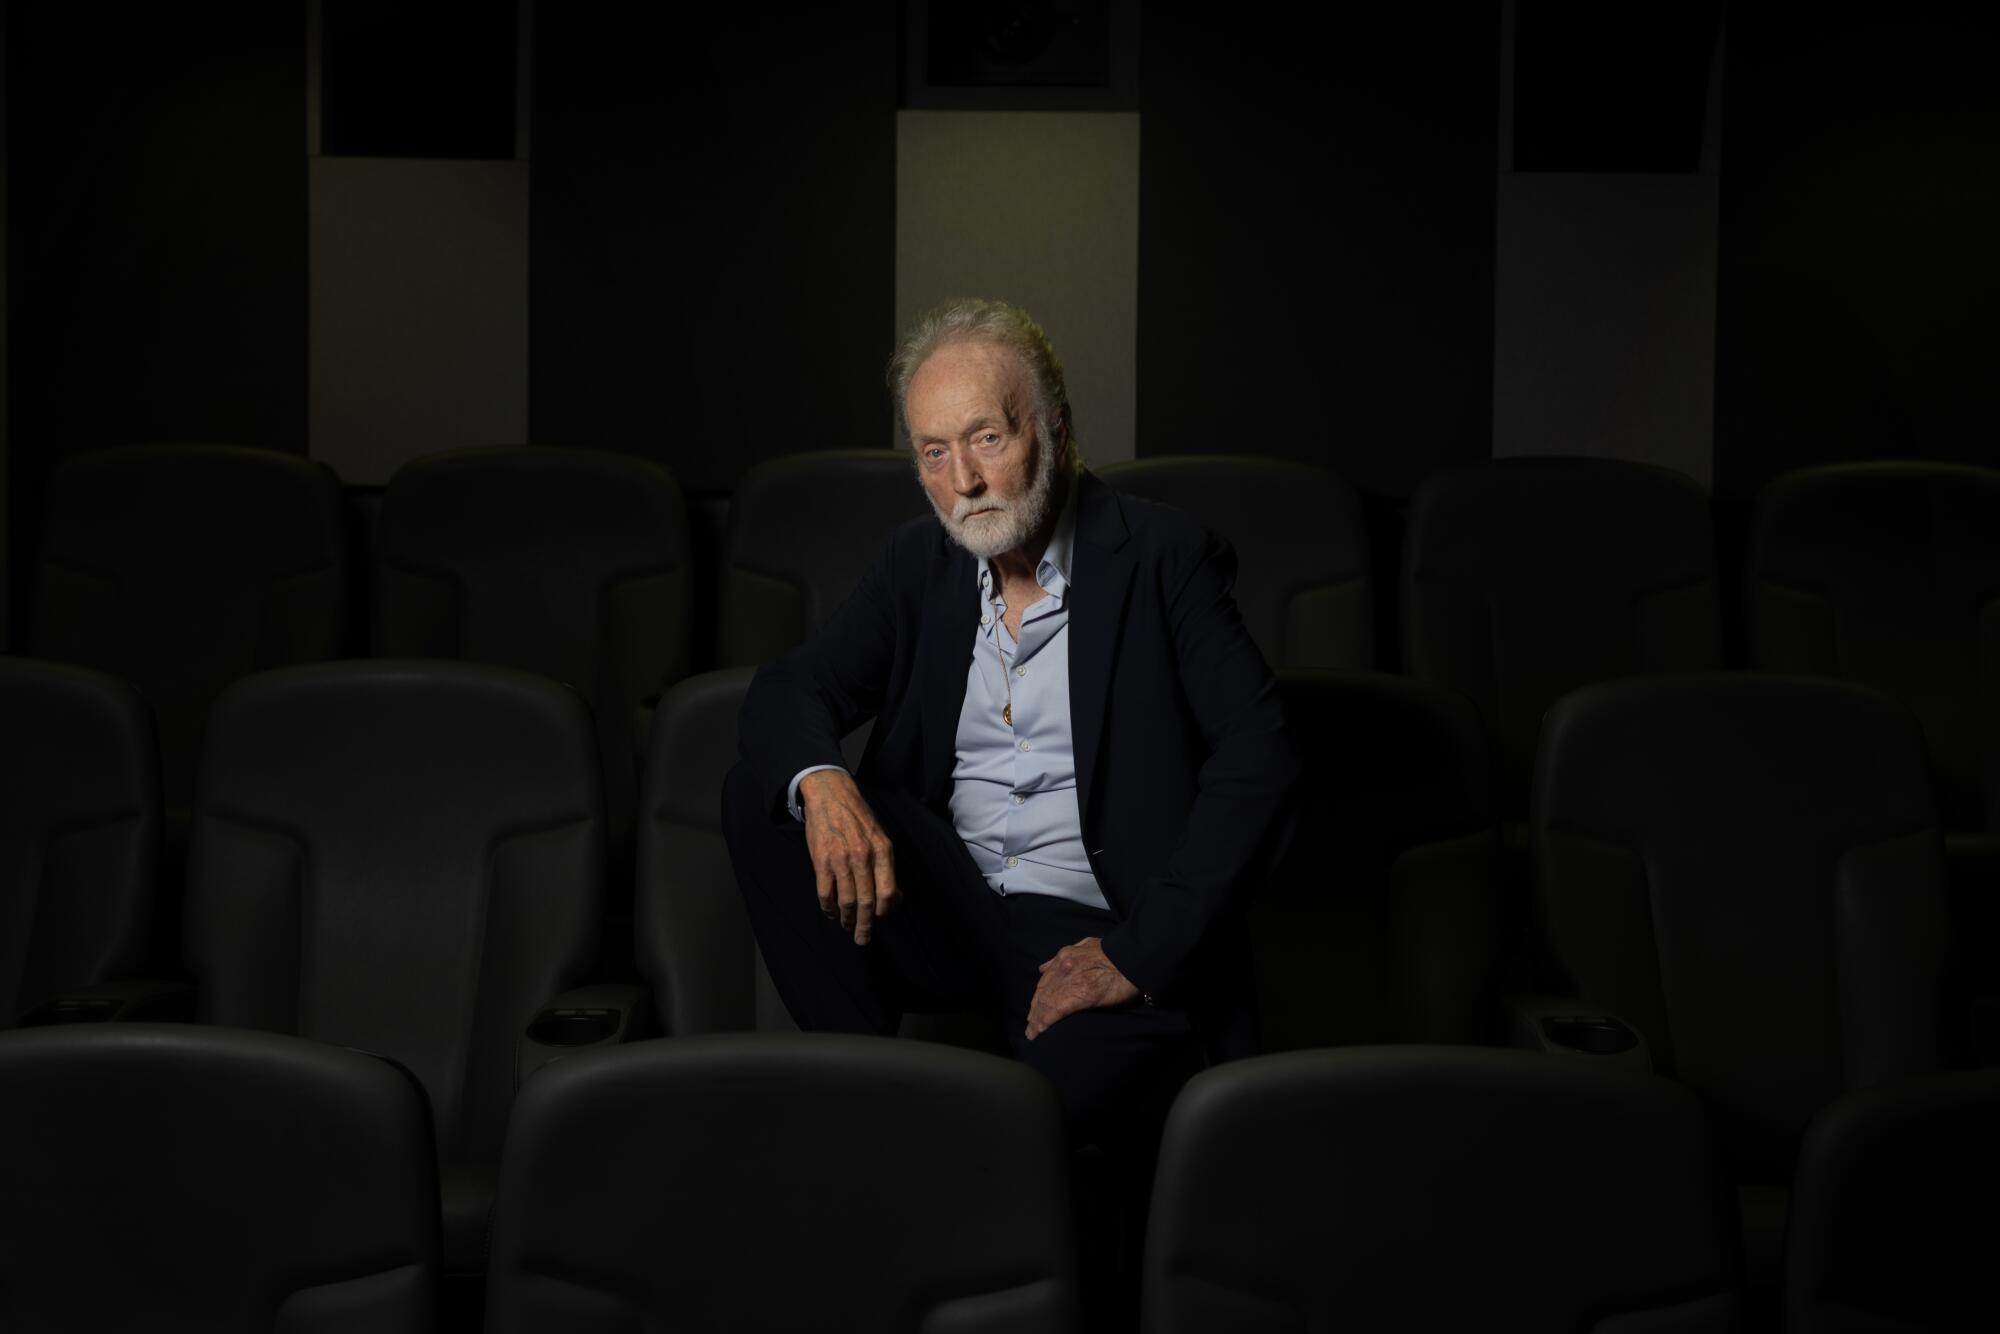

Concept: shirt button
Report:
left=1005, top=856, right=1018, bottom=868
left=980, top=614, right=991, bottom=625
left=1012, top=793, right=1026, bottom=805
left=1019, top=740, right=1032, bottom=752
left=1015, top=665, right=1028, bottom=677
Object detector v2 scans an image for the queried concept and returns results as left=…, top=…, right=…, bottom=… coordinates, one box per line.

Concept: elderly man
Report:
left=723, top=298, right=1298, bottom=1138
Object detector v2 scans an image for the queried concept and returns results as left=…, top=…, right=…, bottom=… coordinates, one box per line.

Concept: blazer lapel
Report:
left=919, top=537, right=976, bottom=807
left=1068, top=474, right=1134, bottom=823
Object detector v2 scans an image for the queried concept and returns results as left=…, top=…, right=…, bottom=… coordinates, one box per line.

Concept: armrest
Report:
left=1505, top=994, right=1653, bottom=1071
left=17, top=979, right=195, bottom=1026
left=518, top=983, right=652, bottom=1085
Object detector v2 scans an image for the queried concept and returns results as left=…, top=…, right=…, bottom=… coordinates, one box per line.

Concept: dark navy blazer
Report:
left=737, top=470, right=1300, bottom=1010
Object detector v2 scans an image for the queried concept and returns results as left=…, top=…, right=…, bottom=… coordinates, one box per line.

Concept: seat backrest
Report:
left=374, top=446, right=694, bottom=853
left=0, top=1023, right=439, bottom=1332
left=1144, top=1046, right=1739, bottom=1333
left=716, top=450, right=931, bottom=667
left=636, top=666, right=797, bottom=1034
left=1786, top=1069, right=2000, bottom=1334
left=1403, top=458, right=1719, bottom=817
left=29, top=445, right=347, bottom=818
left=1255, top=670, right=1500, bottom=1047
left=487, top=1034, right=1078, bottom=1333
left=1099, top=456, right=1374, bottom=669
left=1535, top=674, right=1946, bottom=1182
left=1748, top=462, right=2000, bottom=832
left=185, top=661, right=605, bottom=1164
left=0, top=658, right=159, bottom=1023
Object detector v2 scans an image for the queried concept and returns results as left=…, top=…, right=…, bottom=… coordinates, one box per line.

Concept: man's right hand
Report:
left=798, top=769, right=898, bottom=946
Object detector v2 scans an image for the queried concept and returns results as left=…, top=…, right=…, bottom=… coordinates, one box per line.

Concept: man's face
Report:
left=904, top=339, right=1063, bottom=561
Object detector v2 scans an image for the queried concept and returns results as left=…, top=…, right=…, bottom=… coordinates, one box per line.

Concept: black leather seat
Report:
left=374, top=446, right=694, bottom=873
left=1748, top=462, right=2000, bottom=1061
left=1098, top=456, right=1374, bottom=669
left=716, top=449, right=932, bottom=667
left=1255, top=670, right=1501, bottom=1047
left=1403, top=458, right=1719, bottom=819
left=0, top=1023, right=439, bottom=1331
left=636, top=665, right=796, bottom=1033
left=486, top=1033, right=1080, bottom=1332
left=0, top=658, right=160, bottom=1024
left=183, top=660, right=612, bottom=1278
left=1786, top=1069, right=2000, bottom=1334
left=1534, top=673, right=1947, bottom=1302
left=1143, top=1046, right=1739, bottom=1332
left=1747, top=462, right=2000, bottom=834
left=29, top=445, right=347, bottom=835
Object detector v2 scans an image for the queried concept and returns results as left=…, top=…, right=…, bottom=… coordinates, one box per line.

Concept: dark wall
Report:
left=5, top=6, right=305, bottom=595
left=6, top=10, right=305, bottom=457
left=1716, top=13, right=2000, bottom=500
left=1135, top=4, right=1502, bottom=498
left=529, top=9, right=899, bottom=495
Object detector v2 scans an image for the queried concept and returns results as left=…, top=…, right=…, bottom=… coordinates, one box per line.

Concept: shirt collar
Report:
left=976, top=473, right=1078, bottom=599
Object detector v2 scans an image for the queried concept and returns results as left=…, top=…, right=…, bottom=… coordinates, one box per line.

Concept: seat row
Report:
left=21, top=445, right=2000, bottom=856
left=4, top=651, right=1991, bottom=1307
left=1, top=1026, right=1992, bottom=1332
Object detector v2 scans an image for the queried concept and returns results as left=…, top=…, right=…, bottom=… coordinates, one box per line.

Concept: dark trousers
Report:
left=721, top=762, right=1202, bottom=1145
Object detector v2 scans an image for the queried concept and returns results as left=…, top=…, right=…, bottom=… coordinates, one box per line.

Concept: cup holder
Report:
left=1540, top=1016, right=1639, bottom=1056
left=528, top=1008, right=619, bottom=1046
left=19, top=998, right=121, bottom=1027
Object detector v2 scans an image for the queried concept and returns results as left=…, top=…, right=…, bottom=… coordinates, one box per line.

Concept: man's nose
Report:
left=949, top=448, right=982, bottom=494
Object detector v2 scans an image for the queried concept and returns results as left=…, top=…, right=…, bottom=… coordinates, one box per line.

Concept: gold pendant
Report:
left=1003, top=702, right=1012, bottom=726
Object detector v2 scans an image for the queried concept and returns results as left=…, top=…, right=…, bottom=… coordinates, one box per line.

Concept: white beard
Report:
left=930, top=429, right=1061, bottom=560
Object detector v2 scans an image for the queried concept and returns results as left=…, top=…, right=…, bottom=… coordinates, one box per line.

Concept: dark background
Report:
left=5, top=3, right=1998, bottom=639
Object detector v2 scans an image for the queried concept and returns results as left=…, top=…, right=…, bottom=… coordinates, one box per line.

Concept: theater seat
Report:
left=486, top=1034, right=1080, bottom=1333
left=0, top=1023, right=439, bottom=1332
left=636, top=666, right=797, bottom=1033
left=1144, top=1046, right=1739, bottom=1332
left=1099, top=456, right=1374, bottom=669
left=1403, top=457, right=1719, bottom=820
left=717, top=449, right=931, bottom=667
left=374, top=446, right=694, bottom=872
left=1533, top=673, right=1947, bottom=1306
left=1786, top=1069, right=2000, bottom=1334
left=1255, top=670, right=1501, bottom=1048
left=29, top=444, right=347, bottom=833
left=0, top=658, right=159, bottom=1024
left=1747, top=462, right=2000, bottom=1062
left=1747, top=462, right=2000, bottom=833
left=184, top=660, right=625, bottom=1279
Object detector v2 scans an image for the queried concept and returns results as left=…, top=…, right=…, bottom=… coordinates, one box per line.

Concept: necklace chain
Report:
left=991, top=589, right=1013, bottom=727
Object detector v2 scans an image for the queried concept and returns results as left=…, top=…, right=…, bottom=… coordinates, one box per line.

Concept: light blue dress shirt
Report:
left=788, top=484, right=1108, bottom=910
left=947, top=492, right=1108, bottom=910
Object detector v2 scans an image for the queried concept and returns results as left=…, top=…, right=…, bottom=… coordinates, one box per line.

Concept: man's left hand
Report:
left=1025, top=936, right=1140, bottom=1040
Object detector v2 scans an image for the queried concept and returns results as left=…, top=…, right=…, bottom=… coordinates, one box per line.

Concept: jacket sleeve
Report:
left=734, top=530, right=904, bottom=821
left=1099, top=531, right=1301, bottom=1000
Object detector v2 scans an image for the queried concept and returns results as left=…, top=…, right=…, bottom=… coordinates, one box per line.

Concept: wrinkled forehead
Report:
left=904, top=339, right=1035, bottom=433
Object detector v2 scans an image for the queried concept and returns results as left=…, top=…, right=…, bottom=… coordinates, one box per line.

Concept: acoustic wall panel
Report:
left=308, top=157, right=529, bottom=485
left=895, top=111, right=1140, bottom=466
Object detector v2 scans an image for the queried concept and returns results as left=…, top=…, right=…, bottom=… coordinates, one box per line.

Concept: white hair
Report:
left=886, top=298, right=1080, bottom=467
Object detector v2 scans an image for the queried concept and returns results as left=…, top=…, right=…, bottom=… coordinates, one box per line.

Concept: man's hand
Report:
left=798, top=770, right=897, bottom=945
left=1025, top=936, right=1140, bottom=1040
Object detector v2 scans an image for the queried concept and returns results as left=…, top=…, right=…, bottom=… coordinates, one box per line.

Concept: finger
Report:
left=871, top=838, right=898, bottom=920
left=815, top=859, right=836, bottom=917
left=852, top=880, right=876, bottom=946
left=836, top=866, right=857, bottom=932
